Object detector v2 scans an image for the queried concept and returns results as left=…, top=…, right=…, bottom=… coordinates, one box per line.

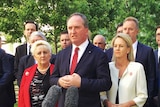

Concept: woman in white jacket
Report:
left=101, top=33, right=147, bottom=107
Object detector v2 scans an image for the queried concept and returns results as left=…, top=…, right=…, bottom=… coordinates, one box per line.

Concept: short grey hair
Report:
left=31, top=40, right=52, bottom=55
left=30, top=31, right=47, bottom=41
left=123, top=16, right=139, bottom=29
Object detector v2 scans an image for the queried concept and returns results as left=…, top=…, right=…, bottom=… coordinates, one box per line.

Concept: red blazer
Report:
left=18, top=64, right=54, bottom=107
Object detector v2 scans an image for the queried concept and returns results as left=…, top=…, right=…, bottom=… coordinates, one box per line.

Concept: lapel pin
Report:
left=129, top=72, right=132, bottom=76
left=25, top=71, right=29, bottom=76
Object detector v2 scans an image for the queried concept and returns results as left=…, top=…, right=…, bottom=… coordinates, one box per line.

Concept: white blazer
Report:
left=101, top=61, right=148, bottom=107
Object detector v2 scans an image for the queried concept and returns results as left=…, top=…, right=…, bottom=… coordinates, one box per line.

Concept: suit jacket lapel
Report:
left=135, top=42, right=142, bottom=61
left=155, top=50, right=158, bottom=63
left=66, top=46, right=72, bottom=74
left=75, top=42, right=93, bottom=73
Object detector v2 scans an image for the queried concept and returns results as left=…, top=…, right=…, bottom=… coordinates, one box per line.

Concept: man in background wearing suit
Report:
left=14, top=20, right=38, bottom=79
left=0, top=47, right=16, bottom=107
left=50, top=12, right=112, bottom=107
left=93, top=34, right=107, bottom=52
left=123, top=16, right=156, bottom=107
left=60, top=31, right=71, bottom=50
left=154, top=25, right=160, bottom=107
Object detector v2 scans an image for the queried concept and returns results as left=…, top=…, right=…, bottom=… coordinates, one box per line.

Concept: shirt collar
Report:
left=72, top=39, right=89, bottom=51
left=132, top=40, right=138, bottom=50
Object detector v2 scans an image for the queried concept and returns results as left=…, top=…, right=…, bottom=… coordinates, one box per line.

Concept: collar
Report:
left=132, top=40, right=138, bottom=50
left=72, top=39, right=89, bottom=52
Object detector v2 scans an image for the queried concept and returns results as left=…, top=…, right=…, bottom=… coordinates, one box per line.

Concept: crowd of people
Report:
left=0, top=12, right=160, bottom=107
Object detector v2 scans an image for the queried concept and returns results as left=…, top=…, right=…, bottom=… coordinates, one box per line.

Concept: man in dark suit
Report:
left=50, top=12, right=112, bottom=107
left=60, top=30, right=71, bottom=50
left=0, top=49, right=16, bottom=107
left=154, top=25, right=160, bottom=107
left=16, top=31, right=56, bottom=86
left=14, top=20, right=38, bottom=79
left=123, top=16, right=156, bottom=107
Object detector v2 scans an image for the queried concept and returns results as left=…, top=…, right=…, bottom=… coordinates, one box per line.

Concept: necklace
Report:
left=37, top=63, right=51, bottom=74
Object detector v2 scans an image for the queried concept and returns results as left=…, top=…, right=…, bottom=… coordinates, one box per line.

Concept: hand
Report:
left=58, top=75, right=73, bottom=88
left=58, top=73, right=81, bottom=88
left=70, top=73, right=81, bottom=88
left=110, top=102, right=133, bottom=107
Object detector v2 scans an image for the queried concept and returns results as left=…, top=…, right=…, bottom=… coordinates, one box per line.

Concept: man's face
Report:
left=24, top=23, right=37, bottom=41
left=117, top=26, right=123, bottom=34
left=60, top=34, right=71, bottom=49
left=93, top=36, right=106, bottom=50
left=123, top=20, right=139, bottom=43
left=156, top=28, right=160, bottom=46
left=29, top=36, right=45, bottom=46
left=67, top=15, right=88, bottom=46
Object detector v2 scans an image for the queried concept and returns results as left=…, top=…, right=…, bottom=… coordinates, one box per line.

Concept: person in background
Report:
left=17, top=31, right=56, bottom=87
left=123, top=16, right=156, bottom=107
left=18, top=40, right=54, bottom=107
left=116, top=22, right=123, bottom=34
left=60, top=31, right=71, bottom=49
left=0, top=37, right=2, bottom=48
left=50, top=12, right=112, bottom=107
left=101, top=33, right=148, bottom=107
left=106, top=23, right=123, bottom=62
left=154, top=25, right=160, bottom=107
left=14, top=20, right=38, bottom=79
left=93, top=34, right=107, bottom=52
left=0, top=37, right=16, bottom=107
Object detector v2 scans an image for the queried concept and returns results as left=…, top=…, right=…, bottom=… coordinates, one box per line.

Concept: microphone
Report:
left=64, top=86, right=79, bottom=107
left=42, top=85, right=62, bottom=107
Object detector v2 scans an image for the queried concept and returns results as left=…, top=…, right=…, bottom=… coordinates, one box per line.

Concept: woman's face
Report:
left=113, top=37, right=130, bottom=59
left=33, top=45, right=51, bottom=65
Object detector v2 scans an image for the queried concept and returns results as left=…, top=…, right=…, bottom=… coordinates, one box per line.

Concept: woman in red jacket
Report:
left=18, top=40, right=54, bottom=107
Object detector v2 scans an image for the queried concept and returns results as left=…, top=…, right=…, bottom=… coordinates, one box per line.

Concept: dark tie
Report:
left=70, top=47, right=79, bottom=74
left=29, top=45, right=31, bottom=55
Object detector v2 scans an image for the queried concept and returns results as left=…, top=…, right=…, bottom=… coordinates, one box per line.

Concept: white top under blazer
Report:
left=101, top=61, right=148, bottom=107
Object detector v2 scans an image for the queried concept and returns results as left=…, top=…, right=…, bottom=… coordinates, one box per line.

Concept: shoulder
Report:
left=106, top=48, right=113, bottom=52
left=6, top=53, right=14, bottom=60
left=57, top=45, right=71, bottom=56
left=20, top=55, right=31, bottom=61
left=154, top=49, right=158, bottom=53
left=88, top=43, right=106, bottom=55
left=109, top=62, right=116, bottom=69
left=24, top=64, right=37, bottom=72
left=129, top=62, right=144, bottom=69
left=0, top=48, right=5, bottom=54
left=138, top=42, right=153, bottom=51
left=16, top=44, right=27, bottom=49
left=0, top=49, right=6, bottom=58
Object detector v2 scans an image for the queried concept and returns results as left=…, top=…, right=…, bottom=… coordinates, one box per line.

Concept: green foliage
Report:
left=0, top=0, right=159, bottom=51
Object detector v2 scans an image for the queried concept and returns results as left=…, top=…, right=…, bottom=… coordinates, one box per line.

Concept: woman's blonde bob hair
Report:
left=111, top=33, right=134, bottom=62
left=31, top=40, right=52, bottom=56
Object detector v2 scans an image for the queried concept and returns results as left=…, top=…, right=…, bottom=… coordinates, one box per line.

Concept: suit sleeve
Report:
left=14, top=47, right=20, bottom=79
left=0, top=50, right=14, bottom=91
left=147, top=48, right=156, bottom=98
left=17, top=57, right=26, bottom=87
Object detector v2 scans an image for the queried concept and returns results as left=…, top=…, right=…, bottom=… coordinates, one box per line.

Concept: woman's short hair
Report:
left=111, top=33, right=134, bottom=61
left=31, top=40, right=52, bottom=55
